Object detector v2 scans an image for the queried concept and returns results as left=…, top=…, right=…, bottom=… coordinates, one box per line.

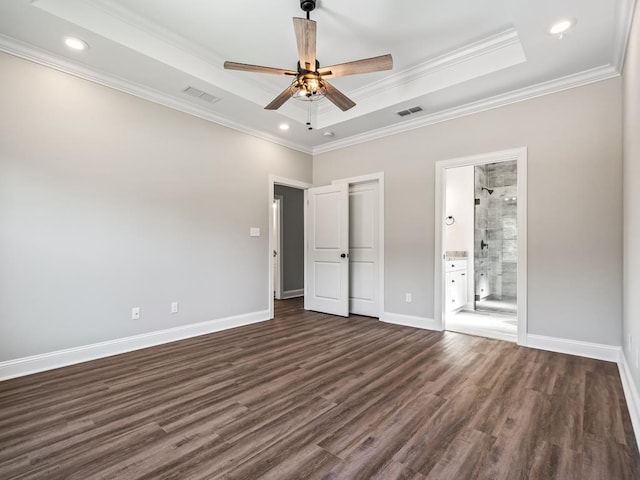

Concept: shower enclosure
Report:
left=474, top=161, right=517, bottom=314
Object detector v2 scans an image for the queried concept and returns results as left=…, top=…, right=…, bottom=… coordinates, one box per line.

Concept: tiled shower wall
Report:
left=474, top=160, right=518, bottom=300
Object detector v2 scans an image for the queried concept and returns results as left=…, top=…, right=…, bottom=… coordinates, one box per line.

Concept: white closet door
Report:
left=305, top=184, right=349, bottom=317
left=348, top=181, right=379, bottom=317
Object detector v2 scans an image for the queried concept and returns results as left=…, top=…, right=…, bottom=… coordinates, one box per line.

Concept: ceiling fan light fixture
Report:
left=292, top=74, right=326, bottom=102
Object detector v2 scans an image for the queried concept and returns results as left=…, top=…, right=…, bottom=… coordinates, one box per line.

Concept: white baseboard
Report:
left=281, top=289, right=304, bottom=299
left=381, top=312, right=442, bottom=331
left=526, top=334, right=621, bottom=362
left=0, top=310, right=271, bottom=381
left=619, top=352, right=640, bottom=453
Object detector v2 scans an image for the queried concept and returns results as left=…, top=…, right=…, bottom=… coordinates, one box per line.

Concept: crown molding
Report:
left=316, top=28, right=526, bottom=128
left=312, top=64, right=619, bottom=155
left=0, top=35, right=312, bottom=155
left=614, top=0, right=638, bottom=72
left=317, top=28, right=521, bottom=116
left=31, top=0, right=282, bottom=105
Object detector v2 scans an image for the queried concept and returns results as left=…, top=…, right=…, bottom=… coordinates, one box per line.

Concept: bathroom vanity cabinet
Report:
left=445, top=259, right=468, bottom=312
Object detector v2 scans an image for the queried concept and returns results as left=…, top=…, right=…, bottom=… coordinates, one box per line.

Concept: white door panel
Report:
left=350, top=191, right=375, bottom=248
left=349, top=261, right=375, bottom=300
left=305, top=184, right=349, bottom=316
left=314, top=193, right=342, bottom=248
left=348, top=182, right=379, bottom=317
left=314, top=262, right=342, bottom=299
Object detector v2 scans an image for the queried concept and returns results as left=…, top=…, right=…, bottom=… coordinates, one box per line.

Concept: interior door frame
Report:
left=434, top=148, right=528, bottom=346
left=332, top=172, right=385, bottom=318
left=269, top=175, right=312, bottom=319
left=272, top=195, right=283, bottom=300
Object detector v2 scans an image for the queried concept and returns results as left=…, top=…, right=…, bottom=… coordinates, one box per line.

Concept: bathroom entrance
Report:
left=435, top=148, right=527, bottom=344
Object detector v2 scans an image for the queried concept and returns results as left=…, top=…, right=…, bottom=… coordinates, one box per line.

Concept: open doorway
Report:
left=268, top=176, right=312, bottom=319
left=273, top=186, right=305, bottom=300
left=434, top=148, right=527, bottom=345
left=443, top=162, right=517, bottom=342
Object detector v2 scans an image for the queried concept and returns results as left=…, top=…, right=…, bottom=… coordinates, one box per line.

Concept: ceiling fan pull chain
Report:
left=307, top=104, right=313, bottom=130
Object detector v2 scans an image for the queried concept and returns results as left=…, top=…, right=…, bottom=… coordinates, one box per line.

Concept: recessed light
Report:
left=548, top=19, right=576, bottom=38
left=64, top=36, right=89, bottom=51
left=279, top=123, right=290, bottom=131
left=323, top=131, right=335, bottom=137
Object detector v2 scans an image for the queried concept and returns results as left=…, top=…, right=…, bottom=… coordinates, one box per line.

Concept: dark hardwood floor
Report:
left=1, top=297, right=638, bottom=479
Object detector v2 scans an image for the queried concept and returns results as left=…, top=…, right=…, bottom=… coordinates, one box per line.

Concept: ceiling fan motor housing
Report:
left=300, top=0, right=316, bottom=12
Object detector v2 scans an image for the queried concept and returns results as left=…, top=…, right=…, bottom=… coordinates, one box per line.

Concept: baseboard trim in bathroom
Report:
left=526, top=334, right=621, bottom=362
left=381, top=312, right=442, bottom=331
left=618, top=352, right=640, bottom=454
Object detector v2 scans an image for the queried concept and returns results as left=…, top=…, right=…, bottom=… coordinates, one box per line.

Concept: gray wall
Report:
left=314, top=78, right=623, bottom=346
left=274, top=185, right=304, bottom=293
left=623, top=4, right=640, bottom=391
left=0, top=52, right=312, bottom=362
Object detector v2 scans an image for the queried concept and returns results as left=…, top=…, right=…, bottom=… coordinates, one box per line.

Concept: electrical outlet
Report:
left=405, top=293, right=412, bottom=303
left=131, top=307, right=140, bottom=320
left=171, top=301, right=179, bottom=314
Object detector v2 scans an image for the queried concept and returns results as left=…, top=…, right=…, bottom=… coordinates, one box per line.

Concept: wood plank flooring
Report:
left=1, top=297, right=638, bottom=479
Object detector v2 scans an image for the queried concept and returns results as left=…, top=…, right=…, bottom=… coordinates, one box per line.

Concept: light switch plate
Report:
left=250, top=227, right=260, bottom=237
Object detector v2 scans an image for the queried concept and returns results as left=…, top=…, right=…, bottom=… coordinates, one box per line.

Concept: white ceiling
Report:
left=0, top=0, right=635, bottom=154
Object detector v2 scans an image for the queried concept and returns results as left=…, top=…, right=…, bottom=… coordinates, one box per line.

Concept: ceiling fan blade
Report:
left=318, top=54, right=393, bottom=78
left=265, top=84, right=298, bottom=110
left=293, top=17, right=317, bottom=71
left=224, top=61, right=297, bottom=76
left=323, top=80, right=356, bottom=111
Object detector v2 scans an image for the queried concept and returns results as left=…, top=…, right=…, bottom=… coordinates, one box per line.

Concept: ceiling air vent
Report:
left=183, top=86, right=221, bottom=104
left=396, top=105, right=423, bottom=117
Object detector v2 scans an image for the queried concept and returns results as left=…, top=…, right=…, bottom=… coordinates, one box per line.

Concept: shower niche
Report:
left=474, top=160, right=517, bottom=314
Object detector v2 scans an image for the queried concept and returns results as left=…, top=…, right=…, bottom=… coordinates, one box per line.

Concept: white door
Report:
left=305, top=184, right=349, bottom=316
left=348, top=181, right=379, bottom=317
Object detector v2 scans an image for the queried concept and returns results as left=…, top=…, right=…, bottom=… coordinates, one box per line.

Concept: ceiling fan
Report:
left=224, top=0, right=393, bottom=112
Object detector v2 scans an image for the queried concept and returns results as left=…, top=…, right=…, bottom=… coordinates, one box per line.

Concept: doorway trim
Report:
left=268, top=175, right=313, bottom=319
left=273, top=195, right=283, bottom=300
left=434, top=147, right=528, bottom=346
left=332, top=172, right=385, bottom=318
